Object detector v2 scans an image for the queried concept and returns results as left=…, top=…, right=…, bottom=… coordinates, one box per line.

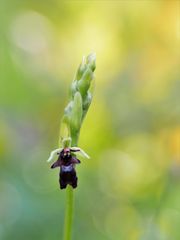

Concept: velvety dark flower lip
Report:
left=47, top=147, right=89, bottom=189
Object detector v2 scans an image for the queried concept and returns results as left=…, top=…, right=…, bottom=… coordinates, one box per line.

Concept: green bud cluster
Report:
left=60, top=53, right=96, bottom=146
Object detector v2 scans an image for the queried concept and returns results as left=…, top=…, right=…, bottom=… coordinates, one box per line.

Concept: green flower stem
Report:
left=60, top=53, right=96, bottom=240
left=63, top=185, right=74, bottom=240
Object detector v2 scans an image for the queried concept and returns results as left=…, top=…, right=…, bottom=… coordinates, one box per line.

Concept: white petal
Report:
left=47, top=148, right=62, bottom=162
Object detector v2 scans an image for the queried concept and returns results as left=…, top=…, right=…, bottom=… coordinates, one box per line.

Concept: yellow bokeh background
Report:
left=0, top=1, right=179, bottom=240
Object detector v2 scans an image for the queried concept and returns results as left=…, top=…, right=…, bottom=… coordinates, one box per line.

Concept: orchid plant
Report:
left=47, top=53, right=96, bottom=240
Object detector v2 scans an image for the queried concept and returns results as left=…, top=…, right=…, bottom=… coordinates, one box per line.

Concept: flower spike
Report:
left=47, top=53, right=95, bottom=189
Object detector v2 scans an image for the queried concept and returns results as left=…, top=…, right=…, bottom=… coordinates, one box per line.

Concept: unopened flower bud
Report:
left=70, top=80, right=78, bottom=98
left=70, top=92, right=83, bottom=135
left=82, top=92, right=92, bottom=118
left=87, top=53, right=96, bottom=72
left=76, top=56, right=86, bottom=80
left=78, top=67, right=93, bottom=98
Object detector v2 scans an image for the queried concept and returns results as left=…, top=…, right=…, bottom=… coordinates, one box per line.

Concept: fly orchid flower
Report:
left=47, top=147, right=90, bottom=189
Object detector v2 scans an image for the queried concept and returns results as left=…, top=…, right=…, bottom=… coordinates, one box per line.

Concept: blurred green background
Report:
left=0, top=1, right=180, bottom=240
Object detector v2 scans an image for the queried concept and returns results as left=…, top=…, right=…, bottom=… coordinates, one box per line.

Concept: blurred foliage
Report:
left=0, top=1, right=180, bottom=240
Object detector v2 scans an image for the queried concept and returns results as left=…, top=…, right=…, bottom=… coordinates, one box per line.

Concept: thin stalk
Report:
left=63, top=185, right=74, bottom=240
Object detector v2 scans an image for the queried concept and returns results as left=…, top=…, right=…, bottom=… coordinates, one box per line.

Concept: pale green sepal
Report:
left=70, top=147, right=90, bottom=159
left=47, top=148, right=63, bottom=162
left=62, top=137, right=72, bottom=148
